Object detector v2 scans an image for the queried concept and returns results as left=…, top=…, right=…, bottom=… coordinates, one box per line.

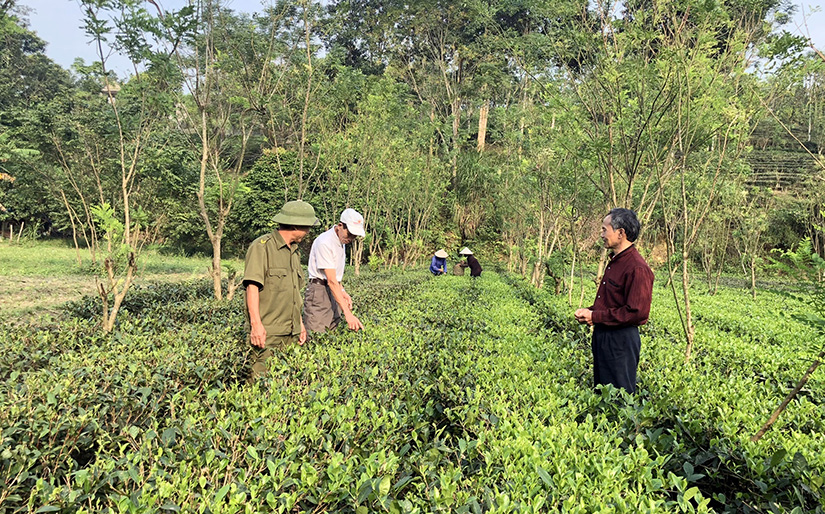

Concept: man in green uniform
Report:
left=243, top=200, right=320, bottom=380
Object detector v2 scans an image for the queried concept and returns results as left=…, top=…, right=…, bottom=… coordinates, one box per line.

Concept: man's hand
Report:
left=299, top=320, right=307, bottom=345
left=250, top=322, right=267, bottom=348
left=324, top=269, right=363, bottom=331
left=345, top=311, right=365, bottom=331
left=574, top=308, right=594, bottom=326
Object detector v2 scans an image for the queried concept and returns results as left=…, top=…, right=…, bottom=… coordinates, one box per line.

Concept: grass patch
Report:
left=0, top=239, right=242, bottom=277
left=0, top=239, right=91, bottom=276
left=0, top=239, right=243, bottom=320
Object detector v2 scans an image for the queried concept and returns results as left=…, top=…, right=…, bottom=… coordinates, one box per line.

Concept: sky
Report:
left=18, top=0, right=268, bottom=75
left=16, top=0, right=825, bottom=77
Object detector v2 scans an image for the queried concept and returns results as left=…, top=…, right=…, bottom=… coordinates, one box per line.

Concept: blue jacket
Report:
left=429, top=256, right=447, bottom=275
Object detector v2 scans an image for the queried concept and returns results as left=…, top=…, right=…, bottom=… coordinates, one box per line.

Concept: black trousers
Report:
left=592, top=325, right=641, bottom=394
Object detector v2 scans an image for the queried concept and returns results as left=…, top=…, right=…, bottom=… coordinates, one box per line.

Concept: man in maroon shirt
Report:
left=575, top=208, right=654, bottom=394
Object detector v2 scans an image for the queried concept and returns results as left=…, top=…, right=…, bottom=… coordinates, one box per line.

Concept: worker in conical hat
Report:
left=459, top=247, right=482, bottom=277
left=430, top=249, right=448, bottom=275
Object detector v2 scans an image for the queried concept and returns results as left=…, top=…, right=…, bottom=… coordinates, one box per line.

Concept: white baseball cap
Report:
left=340, top=208, right=365, bottom=237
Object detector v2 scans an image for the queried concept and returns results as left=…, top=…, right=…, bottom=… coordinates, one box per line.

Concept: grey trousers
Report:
left=303, top=282, right=341, bottom=333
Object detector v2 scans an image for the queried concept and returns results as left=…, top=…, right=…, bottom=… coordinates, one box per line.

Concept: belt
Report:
left=309, top=278, right=328, bottom=285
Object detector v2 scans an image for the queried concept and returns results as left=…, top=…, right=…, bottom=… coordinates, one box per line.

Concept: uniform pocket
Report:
left=266, top=268, right=289, bottom=290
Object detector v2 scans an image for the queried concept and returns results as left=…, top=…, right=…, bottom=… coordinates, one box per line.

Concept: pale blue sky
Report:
left=18, top=0, right=825, bottom=77
left=19, top=0, right=269, bottom=75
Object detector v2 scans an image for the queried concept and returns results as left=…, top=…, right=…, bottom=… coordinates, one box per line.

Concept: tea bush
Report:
left=506, top=275, right=823, bottom=512
left=1, top=270, right=822, bottom=512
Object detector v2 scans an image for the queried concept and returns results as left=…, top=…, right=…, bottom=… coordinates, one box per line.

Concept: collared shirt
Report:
left=243, top=231, right=304, bottom=336
left=589, top=245, right=654, bottom=327
left=307, top=227, right=346, bottom=282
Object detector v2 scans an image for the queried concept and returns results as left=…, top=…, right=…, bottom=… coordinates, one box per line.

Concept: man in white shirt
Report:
left=304, top=208, right=366, bottom=333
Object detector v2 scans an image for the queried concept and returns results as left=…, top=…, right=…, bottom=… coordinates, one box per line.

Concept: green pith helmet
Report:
left=272, top=200, right=320, bottom=227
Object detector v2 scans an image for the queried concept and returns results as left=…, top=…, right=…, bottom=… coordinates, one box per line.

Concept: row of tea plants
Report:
left=1, top=270, right=822, bottom=512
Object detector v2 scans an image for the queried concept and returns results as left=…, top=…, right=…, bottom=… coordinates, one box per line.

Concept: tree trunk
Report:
left=568, top=226, right=579, bottom=305
left=99, top=253, right=136, bottom=333
left=197, top=110, right=221, bottom=300
left=451, top=95, right=460, bottom=185
left=226, top=269, right=241, bottom=302
left=713, top=257, right=724, bottom=295
left=297, top=2, right=314, bottom=196
left=60, top=191, right=83, bottom=267
left=211, top=235, right=223, bottom=301
left=750, top=255, right=757, bottom=300
left=704, top=251, right=713, bottom=292
left=531, top=209, right=546, bottom=287
left=595, top=249, right=608, bottom=284
left=477, top=100, right=489, bottom=152
left=682, top=244, right=696, bottom=363
left=531, top=261, right=543, bottom=288
left=663, top=203, right=690, bottom=357
left=352, top=238, right=363, bottom=276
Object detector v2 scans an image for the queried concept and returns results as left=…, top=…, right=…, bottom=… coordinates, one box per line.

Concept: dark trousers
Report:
left=592, top=325, right=641, bottom=394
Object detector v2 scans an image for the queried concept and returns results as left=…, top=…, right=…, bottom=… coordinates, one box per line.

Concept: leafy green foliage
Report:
left=229, top=150, right=311, bottom=254
left=771, top=238, right=825, bottom=330
left=1, top=270, right=822, bottom=512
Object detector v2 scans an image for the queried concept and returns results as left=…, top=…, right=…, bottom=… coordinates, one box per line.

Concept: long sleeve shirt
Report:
left=430, top=256, right=447, bottom=274
left=466, top=255, right=482, bottom=277
left=588, top=245, right=654, bottom=327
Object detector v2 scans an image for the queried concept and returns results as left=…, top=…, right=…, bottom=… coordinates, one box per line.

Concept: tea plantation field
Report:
left=1, top=271, right=823, bottom=513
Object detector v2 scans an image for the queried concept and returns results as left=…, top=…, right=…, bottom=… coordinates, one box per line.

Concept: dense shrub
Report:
left=63, top=280, right=219, bottom=321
